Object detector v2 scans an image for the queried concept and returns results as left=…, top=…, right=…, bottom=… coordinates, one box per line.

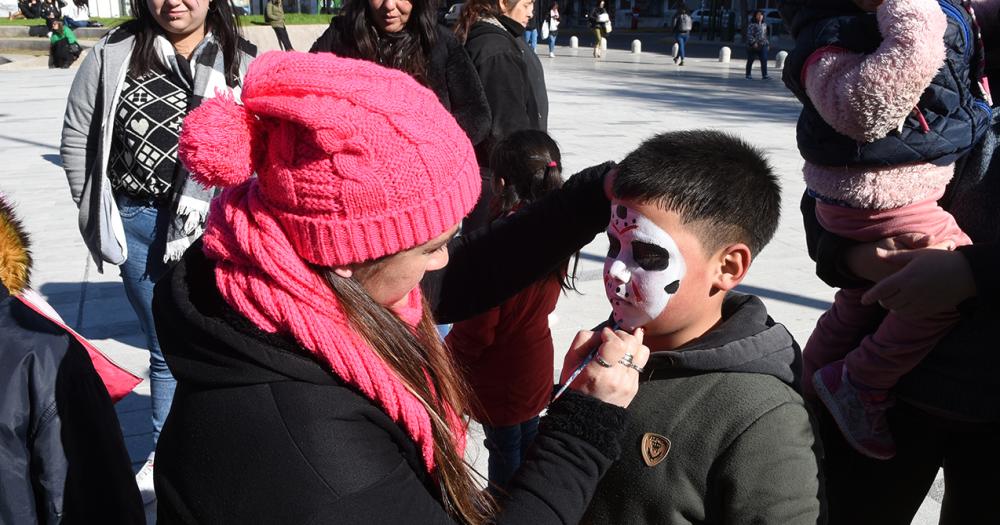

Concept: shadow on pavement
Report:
left=42, top=153, right=62, bottom=167
left=38, top=281, right=143, bottom=343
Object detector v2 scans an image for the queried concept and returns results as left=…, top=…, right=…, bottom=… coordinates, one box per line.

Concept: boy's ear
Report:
left=713, top=243, right=752, bottom=291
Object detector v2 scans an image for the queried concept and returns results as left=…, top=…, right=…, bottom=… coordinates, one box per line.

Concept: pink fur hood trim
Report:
left=804, top=161, right=954, bottom=209
left=803, top=0, right=947, bottom=143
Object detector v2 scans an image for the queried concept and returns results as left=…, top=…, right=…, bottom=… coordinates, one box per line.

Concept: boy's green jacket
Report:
left=583, top=293, right=824, bottom=524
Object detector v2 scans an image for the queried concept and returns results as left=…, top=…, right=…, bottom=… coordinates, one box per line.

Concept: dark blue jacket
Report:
left=781, top=0, right=991, bottom=168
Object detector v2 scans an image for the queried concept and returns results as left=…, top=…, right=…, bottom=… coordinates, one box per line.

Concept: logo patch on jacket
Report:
left=641, top=432, right=671, bottom=467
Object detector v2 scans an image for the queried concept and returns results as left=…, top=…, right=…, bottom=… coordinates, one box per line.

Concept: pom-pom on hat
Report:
left=179, top=51, right=481, bottom=266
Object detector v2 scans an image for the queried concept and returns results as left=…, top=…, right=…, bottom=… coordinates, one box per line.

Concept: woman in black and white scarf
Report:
left=59, top=0, right=255, bottom=505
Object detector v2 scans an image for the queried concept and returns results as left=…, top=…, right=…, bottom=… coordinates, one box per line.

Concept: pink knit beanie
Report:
left=178, top=51, right=481, bottom=474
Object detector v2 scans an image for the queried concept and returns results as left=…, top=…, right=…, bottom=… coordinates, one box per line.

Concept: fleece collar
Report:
left=644, top=293, right=802, bottom=389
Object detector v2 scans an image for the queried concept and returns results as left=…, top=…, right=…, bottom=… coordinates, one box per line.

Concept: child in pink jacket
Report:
left=782, top=0, right=994, bottom=459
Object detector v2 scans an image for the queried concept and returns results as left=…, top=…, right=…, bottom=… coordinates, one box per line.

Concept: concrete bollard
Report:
left=671, top=42, right=679, bottom=58
left=570, top=35, right=579, bottom=48
left=775, top=50, right=789, bottom=69
left=600, top=38, right=608, bottom=51
left=631, top=39, right=641, bottom=54
left=719, top=46, right=731, bottom=63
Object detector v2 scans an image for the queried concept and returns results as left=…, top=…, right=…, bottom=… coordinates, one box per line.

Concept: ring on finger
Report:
left=618, top=353, right=634, bottom=367
left=594, top=355, right=614, bottom=368
left=627, top=363, right=645, bottom=374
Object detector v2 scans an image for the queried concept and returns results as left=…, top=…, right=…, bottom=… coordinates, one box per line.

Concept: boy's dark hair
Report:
left=613, top=130, right=780, bottom=255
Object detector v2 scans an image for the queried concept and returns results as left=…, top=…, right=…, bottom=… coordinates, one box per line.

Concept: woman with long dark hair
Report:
left=310, top=0, right=490, bottom=145
left=154, top=52, right=646, bottom=524
left=60, top=0, right=256, bottom=504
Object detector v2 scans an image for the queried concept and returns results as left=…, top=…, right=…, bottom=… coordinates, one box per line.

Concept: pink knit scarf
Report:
left=202, top=182, right=466, bottom=475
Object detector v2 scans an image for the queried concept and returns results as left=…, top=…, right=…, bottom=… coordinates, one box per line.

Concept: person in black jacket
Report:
left=310, top=0, right=491, bottom=147
left=455, top=0, right=549, bottom=230
left=155, top=51, right=647, bottom=524
left=0, top=192, right=144, bottom=524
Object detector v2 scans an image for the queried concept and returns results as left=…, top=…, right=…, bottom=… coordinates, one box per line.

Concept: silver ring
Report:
left=594, top=355, right=614, bottom=368
left=628, top=363, right=645, bottom=374
left=618, top=353, right=634, bottom=367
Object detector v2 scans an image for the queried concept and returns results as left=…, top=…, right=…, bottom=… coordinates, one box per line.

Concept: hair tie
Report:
left=547, top=161, right=557, bottom=167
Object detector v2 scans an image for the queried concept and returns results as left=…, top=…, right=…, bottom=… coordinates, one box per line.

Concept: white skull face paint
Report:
left=603, top=203, right=686, bottom=330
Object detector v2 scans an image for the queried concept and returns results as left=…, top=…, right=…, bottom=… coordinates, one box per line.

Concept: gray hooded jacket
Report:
left=60, top=25, right=253, bottom=271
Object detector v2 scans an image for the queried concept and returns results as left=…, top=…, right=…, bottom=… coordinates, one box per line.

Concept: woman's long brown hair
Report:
left=454, top=0, right=504, bottom=43
left=324, top=270, right=494, bottom=524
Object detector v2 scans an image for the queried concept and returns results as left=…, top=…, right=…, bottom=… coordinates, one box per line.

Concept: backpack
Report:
left=677, top=14, right=693, bottom=32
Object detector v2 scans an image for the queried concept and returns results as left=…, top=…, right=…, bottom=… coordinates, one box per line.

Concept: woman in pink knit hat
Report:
left=152, top=51, right=645, bottom=524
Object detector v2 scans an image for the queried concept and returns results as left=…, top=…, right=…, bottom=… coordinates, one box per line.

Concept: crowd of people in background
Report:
left=1, top=0, right=998, bottom=523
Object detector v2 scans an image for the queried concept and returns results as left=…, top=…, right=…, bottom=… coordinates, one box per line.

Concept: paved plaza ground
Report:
left=0, top=35, right=943, bottom=523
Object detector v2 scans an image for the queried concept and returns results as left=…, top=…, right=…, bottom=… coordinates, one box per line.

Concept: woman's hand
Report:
left=845, top=233, right=951, bottom=282
left=861, top=248, right=977, bottom=319
left=560, top=327, right=649, bottom=408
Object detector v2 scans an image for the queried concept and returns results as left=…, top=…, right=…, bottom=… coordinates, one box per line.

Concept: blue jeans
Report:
left=746, top=44, right=769, bottom=78
left=675, top=33, right=688, bottom=60
left=548, top=32, right=557, bottom=54
left=524, top=28, right=538, bottom=51
left=63, top=16, right=86, bottom=29
left=483, top=416, right=540, bottom=489
left=116, top=195, right=176, bottom=445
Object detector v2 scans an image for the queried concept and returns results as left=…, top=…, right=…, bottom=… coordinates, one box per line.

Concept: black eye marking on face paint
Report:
left=616, top=205, right=628, bottom=219
left=664, top=280, right=680, bottom=294
left=607, top=233, right=621, bottom=258
left=632, top=241, right=670, bottom=271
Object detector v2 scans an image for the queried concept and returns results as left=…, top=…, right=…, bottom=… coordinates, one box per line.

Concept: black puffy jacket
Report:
left=781, top=0, right=991, bottom=168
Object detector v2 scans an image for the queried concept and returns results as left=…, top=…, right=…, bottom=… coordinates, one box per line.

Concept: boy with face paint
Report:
left=581, top=131, right=823, bottom=525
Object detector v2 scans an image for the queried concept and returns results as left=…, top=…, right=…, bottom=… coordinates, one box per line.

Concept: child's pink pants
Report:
left=801, top=188, right=971, bottom=396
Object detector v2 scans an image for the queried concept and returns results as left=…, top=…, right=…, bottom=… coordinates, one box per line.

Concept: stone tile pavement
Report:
left=0, top=39, right=942, bottom=523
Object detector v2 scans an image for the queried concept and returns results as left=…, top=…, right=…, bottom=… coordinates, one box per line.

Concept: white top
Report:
left=63, top=3, right=90, bottom=21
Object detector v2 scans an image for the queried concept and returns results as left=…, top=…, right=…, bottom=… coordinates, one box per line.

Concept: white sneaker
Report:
left=135, top=452, right=156, bottom=504
left=549, top=52, right=555, bottom=58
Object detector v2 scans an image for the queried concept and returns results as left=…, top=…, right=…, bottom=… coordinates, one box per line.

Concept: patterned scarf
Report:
left=155, top=34, right=236, bottom=263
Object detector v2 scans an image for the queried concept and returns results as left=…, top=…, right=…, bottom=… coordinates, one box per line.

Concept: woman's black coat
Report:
left=464, top=15, right=549, bottom=151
